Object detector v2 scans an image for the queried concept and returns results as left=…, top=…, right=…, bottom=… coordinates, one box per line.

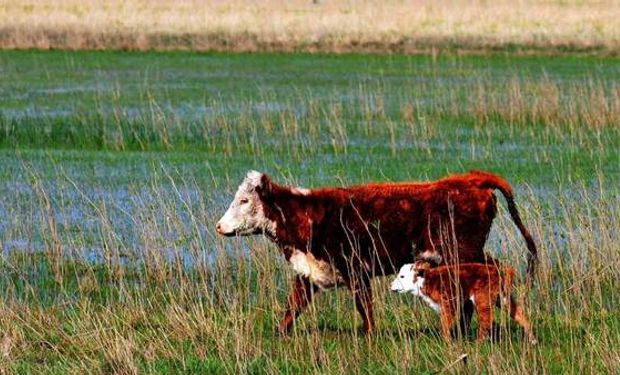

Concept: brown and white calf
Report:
left=216, top=170, right=537, bottom=334
left=391, top=262, right=537, bottom=343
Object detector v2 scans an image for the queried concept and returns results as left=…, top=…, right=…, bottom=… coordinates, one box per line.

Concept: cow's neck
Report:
left=262, top=184, right=317, bottom=259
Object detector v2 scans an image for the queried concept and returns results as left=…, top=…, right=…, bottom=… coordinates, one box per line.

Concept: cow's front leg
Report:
left=350, top=277, right=374, bottom=334
left=277, top=275, right=319, bottom=334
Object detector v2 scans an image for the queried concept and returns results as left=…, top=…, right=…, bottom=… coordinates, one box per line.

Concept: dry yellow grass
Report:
left=1, top=0, right=619, bottom=54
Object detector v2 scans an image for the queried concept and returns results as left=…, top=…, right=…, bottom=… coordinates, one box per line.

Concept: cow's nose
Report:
left=216, top=222, right=223, bottom=234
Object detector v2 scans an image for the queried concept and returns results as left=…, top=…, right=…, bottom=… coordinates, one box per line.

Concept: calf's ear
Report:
left=414, top=260, right=432, bottom=274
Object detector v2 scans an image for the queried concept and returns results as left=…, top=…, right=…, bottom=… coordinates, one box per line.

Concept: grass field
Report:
left=0, top=51, right=619, bottom=373
left=2, top=0, right=620, bottom=55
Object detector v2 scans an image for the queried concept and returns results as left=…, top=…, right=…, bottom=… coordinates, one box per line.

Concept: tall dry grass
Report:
left=1, top=0, right=619, bottom=53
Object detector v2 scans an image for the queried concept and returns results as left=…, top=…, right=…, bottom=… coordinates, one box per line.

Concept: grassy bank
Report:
left=1, top=1, right=619, bottom=55
left=0, top=51, right=619, bottom=373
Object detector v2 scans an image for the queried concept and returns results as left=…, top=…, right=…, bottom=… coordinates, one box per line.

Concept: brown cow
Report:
left=216, top=170, right=537, bottom=334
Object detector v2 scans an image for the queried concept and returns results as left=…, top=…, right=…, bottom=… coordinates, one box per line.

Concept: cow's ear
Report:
left=255, top=174, right=273, bottom=200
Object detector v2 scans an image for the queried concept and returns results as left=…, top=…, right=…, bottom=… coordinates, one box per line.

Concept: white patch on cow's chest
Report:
left=289, top=250, right=344, bottom=289
left=412, top=278, right=441, bottom=314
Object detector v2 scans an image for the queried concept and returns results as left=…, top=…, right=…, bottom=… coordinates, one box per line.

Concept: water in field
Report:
left=0, top=51, right=619, bottom=269
left=0, top=149, right=618, bottom=274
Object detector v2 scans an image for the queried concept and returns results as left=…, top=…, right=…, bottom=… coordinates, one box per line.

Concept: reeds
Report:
left=1, top=75, right=618, bottom=155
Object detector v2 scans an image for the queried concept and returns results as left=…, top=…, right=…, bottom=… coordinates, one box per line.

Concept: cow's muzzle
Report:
left=215, top=222, right=235, bottom=236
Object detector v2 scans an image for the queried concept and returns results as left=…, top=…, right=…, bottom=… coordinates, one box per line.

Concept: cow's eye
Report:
left=400, top=275, right=404, bottom=278
left=240, top=198, right=249, bottom=204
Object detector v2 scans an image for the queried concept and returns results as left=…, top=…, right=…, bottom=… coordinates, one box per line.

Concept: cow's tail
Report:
left=470, top=171, right=538, bottom=287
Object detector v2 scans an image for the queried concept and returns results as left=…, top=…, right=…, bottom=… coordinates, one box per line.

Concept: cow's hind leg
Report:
left=278, top=276, right=319, bottom=334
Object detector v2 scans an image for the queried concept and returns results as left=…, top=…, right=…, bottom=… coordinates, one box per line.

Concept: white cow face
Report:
left=390, top=264, right=421, bottom=294
left=216, top=171, right=276, bottom=236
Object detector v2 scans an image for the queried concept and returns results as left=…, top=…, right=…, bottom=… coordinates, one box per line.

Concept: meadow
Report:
left=0, top=50, right=619, bottom=373
left=2, top=0, right=619, bottom=55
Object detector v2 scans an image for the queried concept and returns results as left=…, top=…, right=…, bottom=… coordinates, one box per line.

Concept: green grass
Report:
left=0, top=50, right=619, bottom=373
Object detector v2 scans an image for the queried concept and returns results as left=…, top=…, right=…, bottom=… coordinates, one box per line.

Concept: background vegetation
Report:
left=0, top=51, right=619, bottom=373
left=1, top=0, right=619, bottom=54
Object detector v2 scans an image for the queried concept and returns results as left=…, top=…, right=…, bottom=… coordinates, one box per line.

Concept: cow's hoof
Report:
left=361, top=326, right=375, bottom=336
left=276, top=324, right=292, bottom=336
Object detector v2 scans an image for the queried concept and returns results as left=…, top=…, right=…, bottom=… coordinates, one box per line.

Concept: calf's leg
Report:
left=474, top=295, right=494, bottom=342
left=508, top=295, right=537, bottom=344
left=458, top=299, right=474, bottom=338
left=439, top=303, right=456, bottom=341
left=278, top=276, right=319, bottom=334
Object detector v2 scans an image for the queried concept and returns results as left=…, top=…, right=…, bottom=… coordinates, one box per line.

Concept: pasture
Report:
left=0, top=50, right=619, bottom=373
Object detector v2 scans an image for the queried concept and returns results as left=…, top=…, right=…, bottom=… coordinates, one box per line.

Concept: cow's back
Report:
left=310, top=177, right=498, bottom=275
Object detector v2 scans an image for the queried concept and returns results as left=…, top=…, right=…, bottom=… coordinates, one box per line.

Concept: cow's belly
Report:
left=289, top=250, right=344, bottom=289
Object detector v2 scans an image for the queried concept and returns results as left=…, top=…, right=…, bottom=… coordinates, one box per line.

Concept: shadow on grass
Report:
left=295, top=320, right=444, bottom=340
left=290, top=319, right=532, bottom=344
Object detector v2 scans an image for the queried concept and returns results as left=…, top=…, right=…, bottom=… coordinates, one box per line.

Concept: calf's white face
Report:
left=216, top=171, right=276, bottom=236
left=390, top=264, right=422, bottom=294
